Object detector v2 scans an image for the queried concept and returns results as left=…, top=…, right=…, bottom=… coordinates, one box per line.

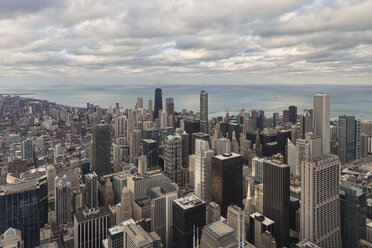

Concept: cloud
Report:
left=0, top=0, right=371, bottom=86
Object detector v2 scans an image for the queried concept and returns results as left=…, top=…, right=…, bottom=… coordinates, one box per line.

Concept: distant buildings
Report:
left=21, top=138, right=33, bottom=160
left=164, top=135, right=182, bottom=185
left=200, top=90, right=209, bottom=134
left=154, top=88, right=163, bottom=120
left=55, top=175, right=72, bottom=225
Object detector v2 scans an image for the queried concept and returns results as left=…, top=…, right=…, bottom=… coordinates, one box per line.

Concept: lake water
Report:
left=2, top=83, right=372, bottom=120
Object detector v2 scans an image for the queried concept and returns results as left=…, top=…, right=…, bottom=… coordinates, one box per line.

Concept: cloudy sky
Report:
left=0, top=0, right=371, bottom=87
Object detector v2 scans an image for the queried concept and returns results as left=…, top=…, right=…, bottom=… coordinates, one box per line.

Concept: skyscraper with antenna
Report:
left=154, top=84, right=163, bottom=120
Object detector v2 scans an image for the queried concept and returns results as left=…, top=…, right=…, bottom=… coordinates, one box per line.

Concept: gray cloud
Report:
left=0, top=0, right=371, bottom=86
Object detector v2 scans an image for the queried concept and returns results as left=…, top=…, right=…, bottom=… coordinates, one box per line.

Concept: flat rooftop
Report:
left=174, top=194, right=204, bottom=210
left=205, top=221, right=234, bottom=238
left=213, top=152, right=242, bottom=160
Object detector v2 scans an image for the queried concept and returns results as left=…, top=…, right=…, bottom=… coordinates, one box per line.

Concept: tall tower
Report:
left=194, top=139, right=213, bottom=203
left=313, top=93, right=330, bottom=154
left=338, top=115, right=356, bottom=164
left=200, top=90, right=208, bottom=133
left=148, top=99, right=153, bottom=121
left=301, top=155, right=341, bottom=248
left=154, top=88, right=163, bottom=120
left=263, top=159, right=290, bottom=248
left=289, top=105, right=297, bottom=124
left=55, top=175, right=72, bottom=226
left=120, top=187, right=132, bottom=222
left=85, top=172, right=98, bottom=209
left=21, top=138, right=33, bottom=159
left=166, top=97, right=175, bottom=115
left=164, top=135, right=182, bottom=185
left=90, top=124, right=111, bottom=176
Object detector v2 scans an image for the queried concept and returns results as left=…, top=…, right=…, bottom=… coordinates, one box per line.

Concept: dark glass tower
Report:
left=172, top=194, right=206, bottom=248
left=154, top=88, right=163, bottom=120
left=200, top=90, right=208, bottom=133
left=338, top=115, right=356, bottom=164
left=90, top=124, right=111, bottom=176
left=211, top=153, right=243, bottom=217
left=289, top=105, right=297, bottom=124
left=263, top=159, right=290, bottom=248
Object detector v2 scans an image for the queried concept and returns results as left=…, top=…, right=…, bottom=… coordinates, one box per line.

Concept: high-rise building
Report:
left=127, top=174, right=147, bottom=205
left=227, top=205, right=245, bottom=244
left=164, top=135, right=182, bottom=185
left=85, top=172, right=98, bottom=209
left=172, top=194, right=206, bottom=248
left=273, top=113, right=279, bottom=128
left=305, top=133, right=322, bottom=159
left=300, top=109, right=313, bottom=138
left=361, top=120, right=372, bottom=135
left=200, top=221, right=237, bottom=248
left=248, top=213, right=275, bottom=248
left=263, top=159, right=290, bottom=248
left=313, top=93, right=330, bottom=154
left=119, top=187, right=132, bottom=222
left=217, top=138, right=231, bottom=155
left=123, top=222, right=162, bottom=247
left=160, top=111, right=168, bottom=128
left=185, top=118, right=201, bottom=154
left=115, top=115, right=127, bottom=138
left=0, top=176, right=48, bottom=248
left=252, top=157, right=264, bottom=183
left=340, top=181, right=367, bottom=248
left=301, top=155, right=341, bottom=248
left=135, top=97, right=143, bottom=110
left=191, top=132, right=210, bottom=154
left=154, top=88, right=163, bottom=120
left=150, top=183, right=178, bottom=247
left=21, top=138, right=33, bottom=160
left=338, top=115, right=356, bottom=164
left=295, top=139, right=310, bottom=177
left=194, top=139, right=213, bottom=203
left=148, top=100, right=153, bottom=121
left=166, top=97, right=175, bottom=116
left=129, top=129, right=142, bottom=159
left=200, top=90, right=209, bottom=134
left=206, top=201, right=221, bottom=224
left=282, top=110, right=289, bottom=124
left=107, top=219, right=136, bottom=248
left=277, top=130, right=291, bottom=162
left=211, top=153, right=243, bottom=217
left=90, top=124, right=111, bottom=176
left=73, top=207, right=109, bottom=248
left=287, top=139, right=297, bottom=176
left=356, top=119, right=361, bottom=159
left=55, top=175, right=72, bottom=225
left=142, top=139, right=159, bottom=169
left=289, top=105, right=297, bottom=124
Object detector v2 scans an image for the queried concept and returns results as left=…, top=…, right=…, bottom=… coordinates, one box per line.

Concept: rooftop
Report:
left=174, top=194, right=205, bottom=210
left=205, top=221, right=234, bottom=238
left=213, top=152, right=242, bottom=160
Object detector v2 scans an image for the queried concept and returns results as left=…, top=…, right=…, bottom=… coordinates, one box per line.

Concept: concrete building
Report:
left=164, top=135, right=182, bottom=185
left=194, top=139, right=213, bottom=203
left=200, top=90, right=209, bottom=134
left=313, top=93, right=330, bottom=154
left=123, top=223, right=162, bottom=247
left=295, top=139, right=311, bottom=177
left=119, top=187, right=133, bottom=223
left=248, top=213, right=275, bottom=248
left=200, top=221, right=237, bottom=248
left=55, top=175, right=72, bottom=225
left=206, top=202, right=221, bottom=225
left=301, top=155, right=341, bottom=248
left=227, top=205, right=245, bottom=244
left=73, top=207, right=109, bottom=248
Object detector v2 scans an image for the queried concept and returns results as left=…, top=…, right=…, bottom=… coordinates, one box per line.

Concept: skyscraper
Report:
left=148, top=99, right=153, bottom=121
left=85, top=172, right=98, bottom=209
left=263, top=159, right=290, bottom=248
left=172, top=194, right=206, bottom=248
left=289, top=105, right=297, bottom=124
left=164, top=135, right=182, bottom=185
left=338, top=115, right=356, bottom=164
left=119, top=187, right=132, bottom=222
left=194, top=139, right=213, bottom=203
left=154, top=88, right=163, bottom=120
left=216, top=138, right=231, bottom=155
left=273, top=112, right=280, bottom=128
left=200, top=90, right=209, bottom=134
left=211, top=153, right=243, bottom=217
left=90, top=124, right=111, bottom=176
left=300, top=109, right=313, bottom=138
left=340, top=180, right=367, bottom=248
left=166, top=97, right=175, bottom=115
left=200, top=220, right=236, bottom=248
left=295, top=139, right=310, bottom=177
left=114, top=115, right=127, bottom=138
left=21, top=138, right=33, bottom=160
left=301, top=155, right=341, bottom=248
left=55, top=175, right=72, bottom=225
left=313, top=93, right=330, bottom=154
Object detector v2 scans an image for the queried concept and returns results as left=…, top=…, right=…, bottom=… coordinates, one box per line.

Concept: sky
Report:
left=0, top=0, right=371, bottom=87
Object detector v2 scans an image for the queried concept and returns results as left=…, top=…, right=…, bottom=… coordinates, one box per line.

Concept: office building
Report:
left=340, top=181, right=367, bottom=248
left=227, top=205, right=245, bottom=244
left=107, top=219, right=136, bottom=248
left=172, top=194, right=206, bottom=248
left=295, top=139, right=310, bottom=177
left=160, top=111, right=168, bottom=128
left=301, top=155, right=341, bottom=248
left=185, top=118, right=200, bottom=154
left=200, top=90, right=209, bottom=134
left=217, top=138, right=231, bottom=155
left=142, top=139, right=159, bottom=169
left=85, top=172, right=98, bottom=209
left=119, top=187, right=133, bottom=223
left=127, top=174, right=147, bottom=204
left=287, top=139, right=297, bottom=176
left=55, top=175, right=72, bottom=225
left=206, top=202, right=221, bottom=224
left=166, top=97, right=175, bottom=116
left=90, top=124, right=111, bottom=176
left=148, top=99, right=153, bottom=121
left=21, top=138, right=33, bottom=160
left=74, top=207, right=109, bottom=248
left=123, top=222, right=162, bottom=247
left=194, top=139, right=213, bottom=203
left=338, top=115, right=356, bottom=164
left=283, top=110, right=289, bottom=124
left=0, top=178, right=47, bottom=248
left=248, top=213, right=275, bottom=248
left=200, top=221, right=237, bottom=248
left=300, top=109, right=313, bottom=138
left=273, top=113, right=279, bottom=128
left=252, top=157, right=263, bottom=183
left=211, top=153, right=243, bottom=217
left=129, top=129, right=142, bottom=159
left=289, top=105, right=297, bottom=124
left=115, top=115, right=127, bottom=138
left=136, top=97, right=143, bottom=110
left=154, top=88, right=163, bottom=120
left=313, top=93, right=330, bottom=154
left=263, top=159, right=290, bottom=248
left=164, top=135, right=182, bottom=185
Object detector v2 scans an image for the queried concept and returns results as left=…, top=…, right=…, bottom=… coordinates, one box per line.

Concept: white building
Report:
left=313, top=93, right=330, bottom=154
